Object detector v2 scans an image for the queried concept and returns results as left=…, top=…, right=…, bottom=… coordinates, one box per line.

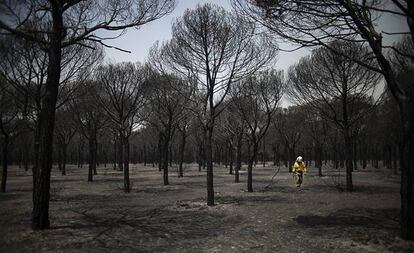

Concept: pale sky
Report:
left=103, top=0, right=310, bottom=72
left=103, top=0, right=409, bottom=106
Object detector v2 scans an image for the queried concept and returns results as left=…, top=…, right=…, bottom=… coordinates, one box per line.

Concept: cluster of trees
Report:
left=0, top=0, right=413, bottom=241
left=233, top=0, right=414, bottom=240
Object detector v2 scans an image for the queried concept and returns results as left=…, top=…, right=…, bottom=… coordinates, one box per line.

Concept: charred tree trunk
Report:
left=1, top=134, right=9, bottom=193
left=123, top=136, right=130, bottom=193
left=247, top=140, right=258, bottom=193
left=87, top=133, right=96, bottom=182
left=93, top=140, right=98, bottom=175
left=344, top=130, right=354, bottom=192
left=229, top=144, right=234, bottom=175
left=235, top=132, right=242, bottom=183
left=158, top=132, right=163, bottom=172
left=32, top=14, right=63, bottom=229
left=353, top=142, right=358, bottom=171
left=169, top=145, right=173, bottom=168
left=118, top=135, right=123, bottom=171
left=178, top=128, right=186, bottom=178
left=399, top=101, right=414, bottom=240
left=162, top=129, right=171, bottom=185
left=206, top=126, right=214, bottom=206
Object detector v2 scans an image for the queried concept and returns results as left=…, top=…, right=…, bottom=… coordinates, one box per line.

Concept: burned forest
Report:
left=1, top=0, right=414, bottom=252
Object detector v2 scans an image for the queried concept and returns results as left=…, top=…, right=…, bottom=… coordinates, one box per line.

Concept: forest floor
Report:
left=1, top=162, right=413, bottom=253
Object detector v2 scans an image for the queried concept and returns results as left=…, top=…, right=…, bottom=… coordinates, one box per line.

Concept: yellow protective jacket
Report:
left=292, top=161, right=307, bottom=172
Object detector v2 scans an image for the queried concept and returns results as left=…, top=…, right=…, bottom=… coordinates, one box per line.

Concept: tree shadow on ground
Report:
left=352, top=185, right=399, bottom=194
left=257, top=183, right=338, bottom=193
left=215, top=194, right=288, bottom=205
left=294, top=208, right=399, bottom=229
left=0, top=193, right=26, bottom=201
left=52, top=206, right=241, bottom=252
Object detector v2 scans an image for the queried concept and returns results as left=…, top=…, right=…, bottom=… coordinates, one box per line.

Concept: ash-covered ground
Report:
left=1, top=163, right=412, bottom=252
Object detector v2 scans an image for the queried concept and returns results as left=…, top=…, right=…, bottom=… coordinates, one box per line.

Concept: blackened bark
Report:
left=178, top=128, right=186, bottom=178
left=123, top=136, right=130, bottom=192
left=93, top=140, right=98, bottom=175
left=32, top=11, right=63, bottom=229
left=393, top=145, right=398, bottom=175
left=206, top=126, right=214, bottom=206
left=399, top=101, right=414, bottom=240
left=247, top=142, right=258, bottom=193
left=235, top=132, right=242, bottom=183
left=118, top=134, right=123, bottom=171
left=88, top=134, right=96, bottom=182
left=225, top=143, right=228, bottom=168
left=353, top=142, right=358, bottom=171
left=113, top=138, right=117, bottom=170
left=229, top=144, right=234, bottom=175
left=197, top=144, right=202, bottom=172
left=262, top=138, right=266, bottom=167
left=158, top=132, right=163, bottom=172
left=162, top=132, right=170, bottom=185
left=344, top=130, right=354, bottom=192
left=169, top=146, right=173, bottom=167
left=1, top=135, right=8, bottom=193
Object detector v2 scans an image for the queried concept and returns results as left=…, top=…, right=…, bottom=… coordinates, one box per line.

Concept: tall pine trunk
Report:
left=344, top=130, right=354, bottom=192
left=229, top=144, right=234, bottom=175
left=247, top=141, right=258, bottom=193
left=206, top=126, right=214, bottom=206
left=32, top=21, right=62, bottom=229
left=235, top=132, right=242, bottom=183
left=88, top=133, right=96, bottom=182
left=1, top=134, right=8, bottom=193
left=178, top=128, right=186, bottom=177
left=123, top=136, right=130, bottom=193
left=158, top=132, right=163, bottom=172
left=93, top=140, right=98, bottom=175
left=399, top=101, right=414, bottom=240
left=162, top=132, right=170, bottom=185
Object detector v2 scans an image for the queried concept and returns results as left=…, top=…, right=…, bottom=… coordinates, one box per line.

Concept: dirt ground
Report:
left=1, top=162, right=413, bottom=253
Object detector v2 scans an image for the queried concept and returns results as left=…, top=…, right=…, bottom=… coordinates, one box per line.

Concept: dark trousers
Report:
left=295, top=171, right=303, bottom=186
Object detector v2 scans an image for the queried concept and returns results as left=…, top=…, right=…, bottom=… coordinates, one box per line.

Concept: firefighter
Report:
left=292, top=156, right=307, bottom=187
